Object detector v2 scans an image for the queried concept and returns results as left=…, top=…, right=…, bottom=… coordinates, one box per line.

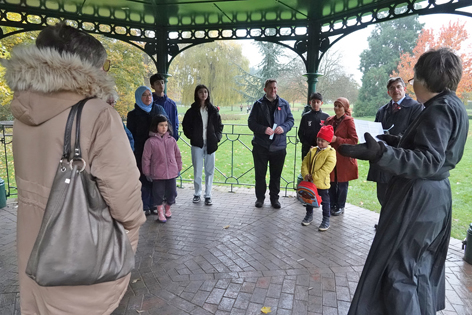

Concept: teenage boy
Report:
left=298, top=92, right=330, bottom=160
left=150, top=73, right=179, bottom=140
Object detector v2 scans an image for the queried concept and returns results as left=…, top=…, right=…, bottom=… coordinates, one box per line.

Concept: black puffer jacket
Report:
left=182, top=103, right=223, bottom=154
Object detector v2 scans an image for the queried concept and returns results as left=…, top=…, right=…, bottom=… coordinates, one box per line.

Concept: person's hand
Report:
left=265, top=127, right=274, bottom=135
left=304, top=174, right=313, bottom=181
left=338, top=133, right=386, bottom=161
left=331, top=135, right=337, bottom=143
left=274, top=126, right=284, bottom=134
left=146, top=175, right=153, bottom=182
left=377, top=134, right=401, bottom=147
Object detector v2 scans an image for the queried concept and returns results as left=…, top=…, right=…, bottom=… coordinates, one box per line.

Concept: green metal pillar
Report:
left=156, top=27, right=170, bottom=94
left=302, top=21, right=323, bottom=114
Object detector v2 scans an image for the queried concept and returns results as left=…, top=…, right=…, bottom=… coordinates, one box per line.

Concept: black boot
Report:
left=332, top=207, right=344, bottom=216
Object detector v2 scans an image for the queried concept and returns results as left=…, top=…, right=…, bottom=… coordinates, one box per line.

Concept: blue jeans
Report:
left=191, top=144, right=215, bottom=198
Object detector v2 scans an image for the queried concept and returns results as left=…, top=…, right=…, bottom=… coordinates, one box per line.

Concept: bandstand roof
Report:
left=1, top=0, right=471, bottom=44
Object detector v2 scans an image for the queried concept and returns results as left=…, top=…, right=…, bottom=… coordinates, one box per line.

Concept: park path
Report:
left=1, top=187, right=471, bottom=314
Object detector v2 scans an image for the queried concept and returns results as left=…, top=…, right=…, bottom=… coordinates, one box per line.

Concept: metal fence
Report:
left=0, top=122, right=302, bottom=198
left=0, top=122, right=15, bottom=197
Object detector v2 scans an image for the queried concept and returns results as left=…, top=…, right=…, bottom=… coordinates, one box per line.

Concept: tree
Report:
left=0, top=28, right=155, bottom=120
left=98, top=35, right=155, bottom=118
left=316, top=49, right=360, bottom=104
left=355, top=16, right=424, bottom=116
left=167, top=41, right=249, bottom=106
left=277, top=56, right=307, bottom=105
left=234, top=40, right=290, bottom=104
left=0, top=27, right=38, bottom=120
left=393, top=21, right=472, bottom=100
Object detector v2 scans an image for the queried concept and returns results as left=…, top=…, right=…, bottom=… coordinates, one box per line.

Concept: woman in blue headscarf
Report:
left=127, top=86, right=167, bottom=215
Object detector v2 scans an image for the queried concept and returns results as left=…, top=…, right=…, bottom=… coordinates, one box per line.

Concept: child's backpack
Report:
left=297, top=181, right=322, bottom=207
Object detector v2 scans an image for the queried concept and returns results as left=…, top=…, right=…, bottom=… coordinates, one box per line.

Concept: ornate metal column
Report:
left=304, top=21, right=323, bottom=104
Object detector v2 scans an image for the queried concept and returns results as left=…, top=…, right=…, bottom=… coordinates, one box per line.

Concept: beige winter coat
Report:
left=2, top=45, right=146, bottom=315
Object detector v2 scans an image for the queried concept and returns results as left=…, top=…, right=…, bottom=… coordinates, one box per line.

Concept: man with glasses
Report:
left=367, top=77, right=423, bottom=209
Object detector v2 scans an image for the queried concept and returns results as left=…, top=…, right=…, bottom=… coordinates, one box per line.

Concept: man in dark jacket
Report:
left=150, top=73, right=179, bottom=141
left=367, top=77, right=423, bottom=206
left=248, top=79, right=294, bottom=209
left=298, top=92, right=329, bottom=160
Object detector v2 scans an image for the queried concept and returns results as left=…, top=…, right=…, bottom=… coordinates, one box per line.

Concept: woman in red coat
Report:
left=324, top=97, right=358, bottom=215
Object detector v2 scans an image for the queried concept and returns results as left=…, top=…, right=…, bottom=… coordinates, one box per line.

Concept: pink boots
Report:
left=164, top=204, right=172, bottom=218
left=156, top=205, right=171, bottom=223
left=156, top=205, right=166, bottom=223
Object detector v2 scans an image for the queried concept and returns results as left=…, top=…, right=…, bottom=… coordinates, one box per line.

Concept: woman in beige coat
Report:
left=2, top=23, right=146, bottom=314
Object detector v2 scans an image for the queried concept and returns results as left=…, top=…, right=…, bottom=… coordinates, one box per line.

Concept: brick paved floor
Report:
left=1, top=188, right=472, bottom=315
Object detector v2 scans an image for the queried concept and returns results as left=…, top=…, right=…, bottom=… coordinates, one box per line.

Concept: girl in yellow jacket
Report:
left=301, top=125, right=337, bottom=231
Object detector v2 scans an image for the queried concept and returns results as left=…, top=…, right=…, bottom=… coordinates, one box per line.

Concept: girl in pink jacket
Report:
left=142, top=115, right=182, bottom=222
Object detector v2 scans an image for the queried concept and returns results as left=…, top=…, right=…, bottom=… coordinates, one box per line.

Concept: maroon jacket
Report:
left=324, top=115, right=359, bottom=182
left=142, top=131, right=182, bottom=180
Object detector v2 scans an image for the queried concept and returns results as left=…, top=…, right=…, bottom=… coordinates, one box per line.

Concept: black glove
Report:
left=377, top=134, right=401, bottom=147
left=338, top=132, right=386, bottom=161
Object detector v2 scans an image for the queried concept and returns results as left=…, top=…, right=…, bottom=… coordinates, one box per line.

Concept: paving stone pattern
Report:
left=1, top=189, right=472, bottom=315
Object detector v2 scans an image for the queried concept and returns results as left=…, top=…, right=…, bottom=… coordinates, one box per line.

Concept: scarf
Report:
left=135, top=86, right=153, bottom=113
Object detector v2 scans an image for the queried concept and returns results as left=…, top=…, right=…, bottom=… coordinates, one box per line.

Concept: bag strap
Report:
left=73, top=99, right=89, bottom=159
left=61, top=97, right=94, bottom=161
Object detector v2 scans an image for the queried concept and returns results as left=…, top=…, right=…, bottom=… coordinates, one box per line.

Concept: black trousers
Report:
left=252, top=143, right=286, bottom=201
left=152, top=178, right=177, bottom=206
left=329, top=181, right=349, bottom=209
left=306, top=188, right=330, bottom=217
left=140, top=174, right=153, bottom=210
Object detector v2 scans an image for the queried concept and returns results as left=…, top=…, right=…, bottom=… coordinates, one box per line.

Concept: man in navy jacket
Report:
left=367, top=77, right=423, bottom=207
left=248, top=79, right=294, bottom=209
left=150, top=73, right=179, bottom=140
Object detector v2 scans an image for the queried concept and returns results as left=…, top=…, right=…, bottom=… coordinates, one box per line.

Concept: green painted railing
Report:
left=0, top=123, right=302, bottom=198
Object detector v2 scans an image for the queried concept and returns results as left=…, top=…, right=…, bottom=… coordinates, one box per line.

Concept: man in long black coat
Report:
left=367, top=77, right=423, bottom=206
left=339, top=48, right=469, bottom=315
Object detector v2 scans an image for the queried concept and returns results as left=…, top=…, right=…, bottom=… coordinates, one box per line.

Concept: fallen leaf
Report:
left=261, top=306, right=272, bottom=314
left=132, top=278, right=140, bottom=283
left=359, top=201, right=364, bottom=205
left=223, top=225, right=230, bottom=229
left=136, top=310, right=144, bottom=314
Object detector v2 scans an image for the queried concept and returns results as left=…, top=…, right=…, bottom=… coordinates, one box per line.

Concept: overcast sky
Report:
left=240, top=12, right=472, bottom=84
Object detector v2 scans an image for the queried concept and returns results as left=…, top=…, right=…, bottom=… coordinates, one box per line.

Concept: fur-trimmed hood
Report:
left=2, top=45, right=118, bottom=126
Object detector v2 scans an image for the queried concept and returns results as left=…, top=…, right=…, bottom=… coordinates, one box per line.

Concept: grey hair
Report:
left=36, top=22, right=107, bottom=68
left=414, top=48, right=462, bottom=92
left=387, top=77, right=405, bottom=89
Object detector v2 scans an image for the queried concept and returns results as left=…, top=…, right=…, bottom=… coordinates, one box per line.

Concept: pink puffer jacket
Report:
left=142, top=131, right=182, bottom=180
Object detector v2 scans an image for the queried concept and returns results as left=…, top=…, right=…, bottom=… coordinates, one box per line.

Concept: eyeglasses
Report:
left=408, top=77, right=414, bottom=85
left=142, top=93, right=152, bottom=98
left=103, top=59, right=111, bottom=72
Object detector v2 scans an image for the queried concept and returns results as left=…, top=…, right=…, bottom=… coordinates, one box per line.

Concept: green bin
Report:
left=0, top=178, right=6, bottom=209
left=463, top=223, right=472, bottom=265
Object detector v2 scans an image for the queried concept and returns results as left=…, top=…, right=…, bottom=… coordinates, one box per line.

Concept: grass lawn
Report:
left=178, top=103, right=472, bottom=240
left=1, top=103, right=470, bottom=239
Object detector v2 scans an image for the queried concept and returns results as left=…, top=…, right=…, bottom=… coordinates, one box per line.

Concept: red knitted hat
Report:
left=317, top=125, right=334, bottom=142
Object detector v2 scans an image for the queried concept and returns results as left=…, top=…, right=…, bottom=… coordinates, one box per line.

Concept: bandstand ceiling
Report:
left=1, top=0, right=472, bottom=43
